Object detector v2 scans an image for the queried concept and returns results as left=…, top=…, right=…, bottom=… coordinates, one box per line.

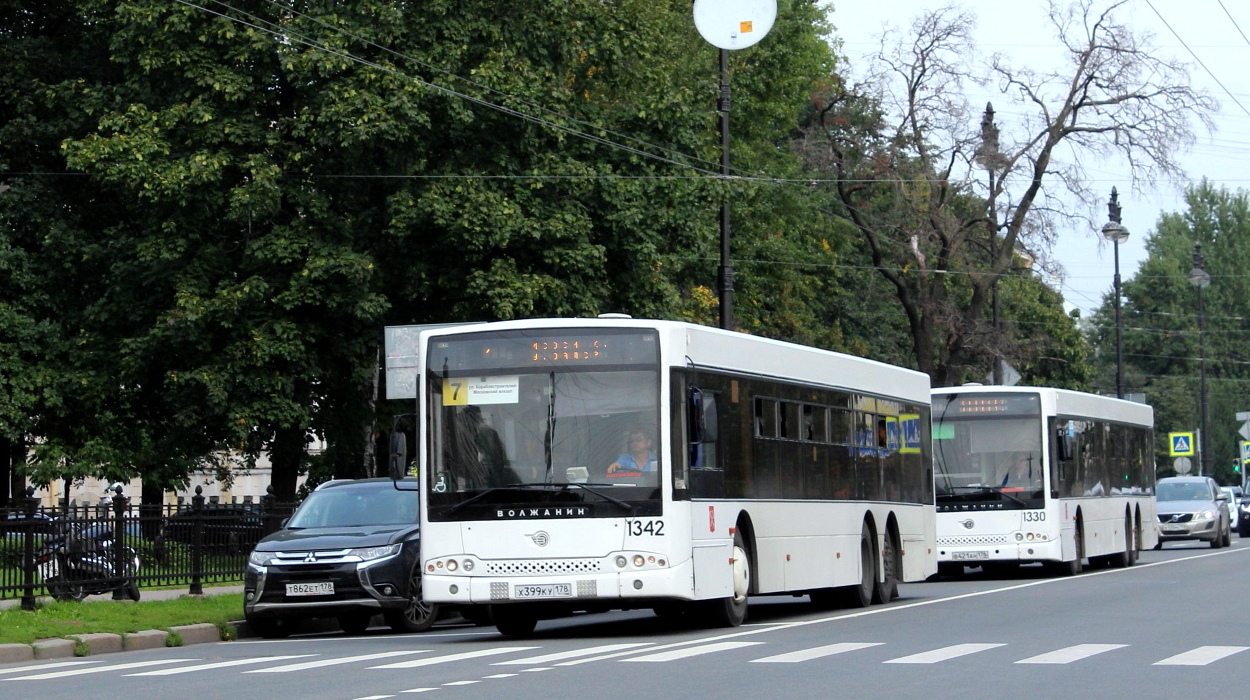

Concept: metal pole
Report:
left=1113, top=239, right=1123, bottom=398
left=1198, top=283, right=1210, bottom=476
left=1189, top=243, right=1211, bottom=476
left=717, top=48, right=733, bottom=331
left=21, top=486, right=38, bottom=611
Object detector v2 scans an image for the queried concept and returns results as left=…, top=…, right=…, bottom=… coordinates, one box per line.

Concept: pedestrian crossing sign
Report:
left=1169, top=432, right=1196, bottom=457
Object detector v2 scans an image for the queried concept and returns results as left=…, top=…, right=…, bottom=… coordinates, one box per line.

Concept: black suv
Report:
left=243, top=478, right=437, bottom=637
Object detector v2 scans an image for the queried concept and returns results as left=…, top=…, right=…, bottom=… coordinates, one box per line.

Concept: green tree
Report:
left=809, top=1, right=1212, bottom=386
left=1098, top=181, right=1250, bottom=483
left=3, top=0, right=839, bottom=499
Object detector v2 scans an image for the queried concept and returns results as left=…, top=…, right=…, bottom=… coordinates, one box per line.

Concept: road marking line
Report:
left=1016, top=644, right=1127, bottom=664
left=246, top=650, right=428, bottom=673
left=0, top=661, right=99, bottom=676
left=884, top=643, right=1005, bottom=664
left=621, top=641, right=763, bottom=662
left=1155, top=646, right=1250, bottom=666
left=371, top=647, right=539, bottom=669
left=3, top=659, right=191, bottom=680
left=751, top=642, right=884, bottom=663
left=127, top=654, right=317, bottom=675
left=494, top=643, right=652, bottom=665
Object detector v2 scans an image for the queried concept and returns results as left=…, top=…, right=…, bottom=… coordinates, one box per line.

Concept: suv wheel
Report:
left=385, top=567, right=440, bottom=633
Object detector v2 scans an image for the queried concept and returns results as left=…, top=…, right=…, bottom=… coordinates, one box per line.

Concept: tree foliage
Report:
left=804, top=0, right=1213, bottom=386
left=1, top=0, right=839, bottom=496
left=1094, top=181, right=1250, bottom=483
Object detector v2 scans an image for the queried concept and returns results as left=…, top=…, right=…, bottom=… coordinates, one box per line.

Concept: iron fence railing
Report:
left=1, top=487, right=297, bottom=606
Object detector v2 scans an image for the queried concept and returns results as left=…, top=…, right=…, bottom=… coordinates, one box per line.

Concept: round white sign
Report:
left=1173, top=456, right=1192, bottom=475
left=693, top=0, right=777, bottom=50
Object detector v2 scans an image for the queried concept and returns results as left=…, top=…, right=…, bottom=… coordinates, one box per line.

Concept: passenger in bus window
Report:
left=1001, top=456, right=1040, bottom=489
left=607, top=428, right=656, bottom=474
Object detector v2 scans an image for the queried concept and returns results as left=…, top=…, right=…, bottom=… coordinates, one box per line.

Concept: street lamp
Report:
left=1188, top=243, right=1211, bottom=476
left=1101, top=188, right=1129, bottom=399
left=977, top=103, right=1005, bottom=383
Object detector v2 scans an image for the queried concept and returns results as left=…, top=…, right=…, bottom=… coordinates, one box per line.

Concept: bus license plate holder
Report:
left=951, top=551, right=988, bottom=561
left=513, top=583, right=573, bottom=599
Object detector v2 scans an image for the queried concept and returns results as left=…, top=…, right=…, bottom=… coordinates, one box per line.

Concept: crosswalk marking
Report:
left=0, top=661, right=99, bottom=677
left=127, top=655, right=317, bottom=676
left=884, top=643, right=1005, bottom=664
left=1016, top=644, right=1127, bottom=664
left=494, top=643, right=653, bottom=665
left=751, top=642, right=884, bottom=663
left=1155, top=646, right=1249, bottom=666
left=621, top=641, right=763, bottom=662
left=370, top=647, right=539, bottom=669
left=3, top=659, right=191, bottom=681
left=246, top=650, right=428, bottom=673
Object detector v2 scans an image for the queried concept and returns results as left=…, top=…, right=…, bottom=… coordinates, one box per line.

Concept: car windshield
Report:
left=1156, top=481, right=1211, bottom=502
left=286, top=486, right=418, bottom=528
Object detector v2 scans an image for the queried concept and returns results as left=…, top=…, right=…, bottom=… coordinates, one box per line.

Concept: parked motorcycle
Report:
left=33, top=521, right=141, bottom=602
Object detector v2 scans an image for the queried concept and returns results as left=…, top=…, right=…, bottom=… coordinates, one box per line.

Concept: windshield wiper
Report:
left=562, top=483, right=635, bottom=513
left=945, top=485, right=1031, bottom=508
left=442, top=481, right=637, bottom=516
left=443, top=483, right=553, bottom=516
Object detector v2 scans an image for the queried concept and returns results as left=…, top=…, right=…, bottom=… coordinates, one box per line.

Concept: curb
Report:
left=0, top=622, right=232, bottom=665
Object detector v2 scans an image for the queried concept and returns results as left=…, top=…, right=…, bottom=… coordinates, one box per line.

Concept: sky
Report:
left=822, top=0, right=1250, bottom=318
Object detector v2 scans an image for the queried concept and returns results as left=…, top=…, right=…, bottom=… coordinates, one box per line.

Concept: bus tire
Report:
left=1109, top=514, right=1133, bottom=568
left=1057, top=521, right=1083, bottom=576
left=873, top=528, right=900, bottom=604
left=704, top=531, right=750, bottom=627
left=840, top=523, right=875, bottom=608
left=492, top=606, right=538, bottom=637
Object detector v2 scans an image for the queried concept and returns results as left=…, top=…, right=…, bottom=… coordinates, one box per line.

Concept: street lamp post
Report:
left=977, top=103, right=1004, bottom=383
left=1101, top=188, right=1129, bottom=399
left=1188, top=243, right=1211, bottom=476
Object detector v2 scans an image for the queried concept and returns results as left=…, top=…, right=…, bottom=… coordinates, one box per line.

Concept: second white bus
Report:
left=932, top=385, right=1156, bottom=576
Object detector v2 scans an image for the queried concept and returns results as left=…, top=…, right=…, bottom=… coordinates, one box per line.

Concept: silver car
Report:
left=1155, top=476, right=1232, bottom=549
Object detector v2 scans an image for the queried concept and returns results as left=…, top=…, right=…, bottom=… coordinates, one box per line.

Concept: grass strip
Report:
left=0, top=594, right=243, bottom=646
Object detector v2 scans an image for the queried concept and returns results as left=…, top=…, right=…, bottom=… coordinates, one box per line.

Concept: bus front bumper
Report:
left=423, top=559, right=695, bottom=606
left=937, top=538, right=1063, bottom=564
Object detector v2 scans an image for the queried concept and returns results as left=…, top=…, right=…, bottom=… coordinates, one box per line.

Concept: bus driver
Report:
left=606, top=428, right=656, bottom=475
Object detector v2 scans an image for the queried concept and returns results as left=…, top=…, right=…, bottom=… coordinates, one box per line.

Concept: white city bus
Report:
left=932, top=385, right=1156, bottom=576
left=390, top=317, right=935, bottom=636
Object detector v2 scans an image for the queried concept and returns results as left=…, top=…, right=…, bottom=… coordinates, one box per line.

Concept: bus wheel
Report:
left=840, top=523, right=875, bottom=608
left=705, top=531, right=750, bottom=627
left=873, top=529, right=900, bottom=604
left=1109, top=515, right=1133, bottom=568
left=492, top=606, right=538, bottom=637
left=1057, top=521, right=1083, bottom=576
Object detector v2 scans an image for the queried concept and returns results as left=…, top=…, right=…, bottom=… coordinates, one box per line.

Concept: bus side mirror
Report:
left=389, top=430, right=408, bottom=480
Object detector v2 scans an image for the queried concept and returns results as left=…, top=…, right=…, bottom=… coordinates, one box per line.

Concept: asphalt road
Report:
left=1, top=539, right=1244, bottom=700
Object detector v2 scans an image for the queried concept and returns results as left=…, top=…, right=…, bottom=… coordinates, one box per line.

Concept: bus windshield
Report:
left=933, top=392, right=1045, bottom=509
left=423, top=328, right=662, bottom=520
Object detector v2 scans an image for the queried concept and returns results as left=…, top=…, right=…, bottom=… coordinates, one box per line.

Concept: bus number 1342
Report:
left=627, top=519, right=665, bottom=536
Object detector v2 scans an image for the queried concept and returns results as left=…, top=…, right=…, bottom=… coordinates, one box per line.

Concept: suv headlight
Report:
left=348, top=544, right=401, bottom=561
left=248, top=551, right=272, bottom=567
left=1197, top=510, right=1216, bottom=521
